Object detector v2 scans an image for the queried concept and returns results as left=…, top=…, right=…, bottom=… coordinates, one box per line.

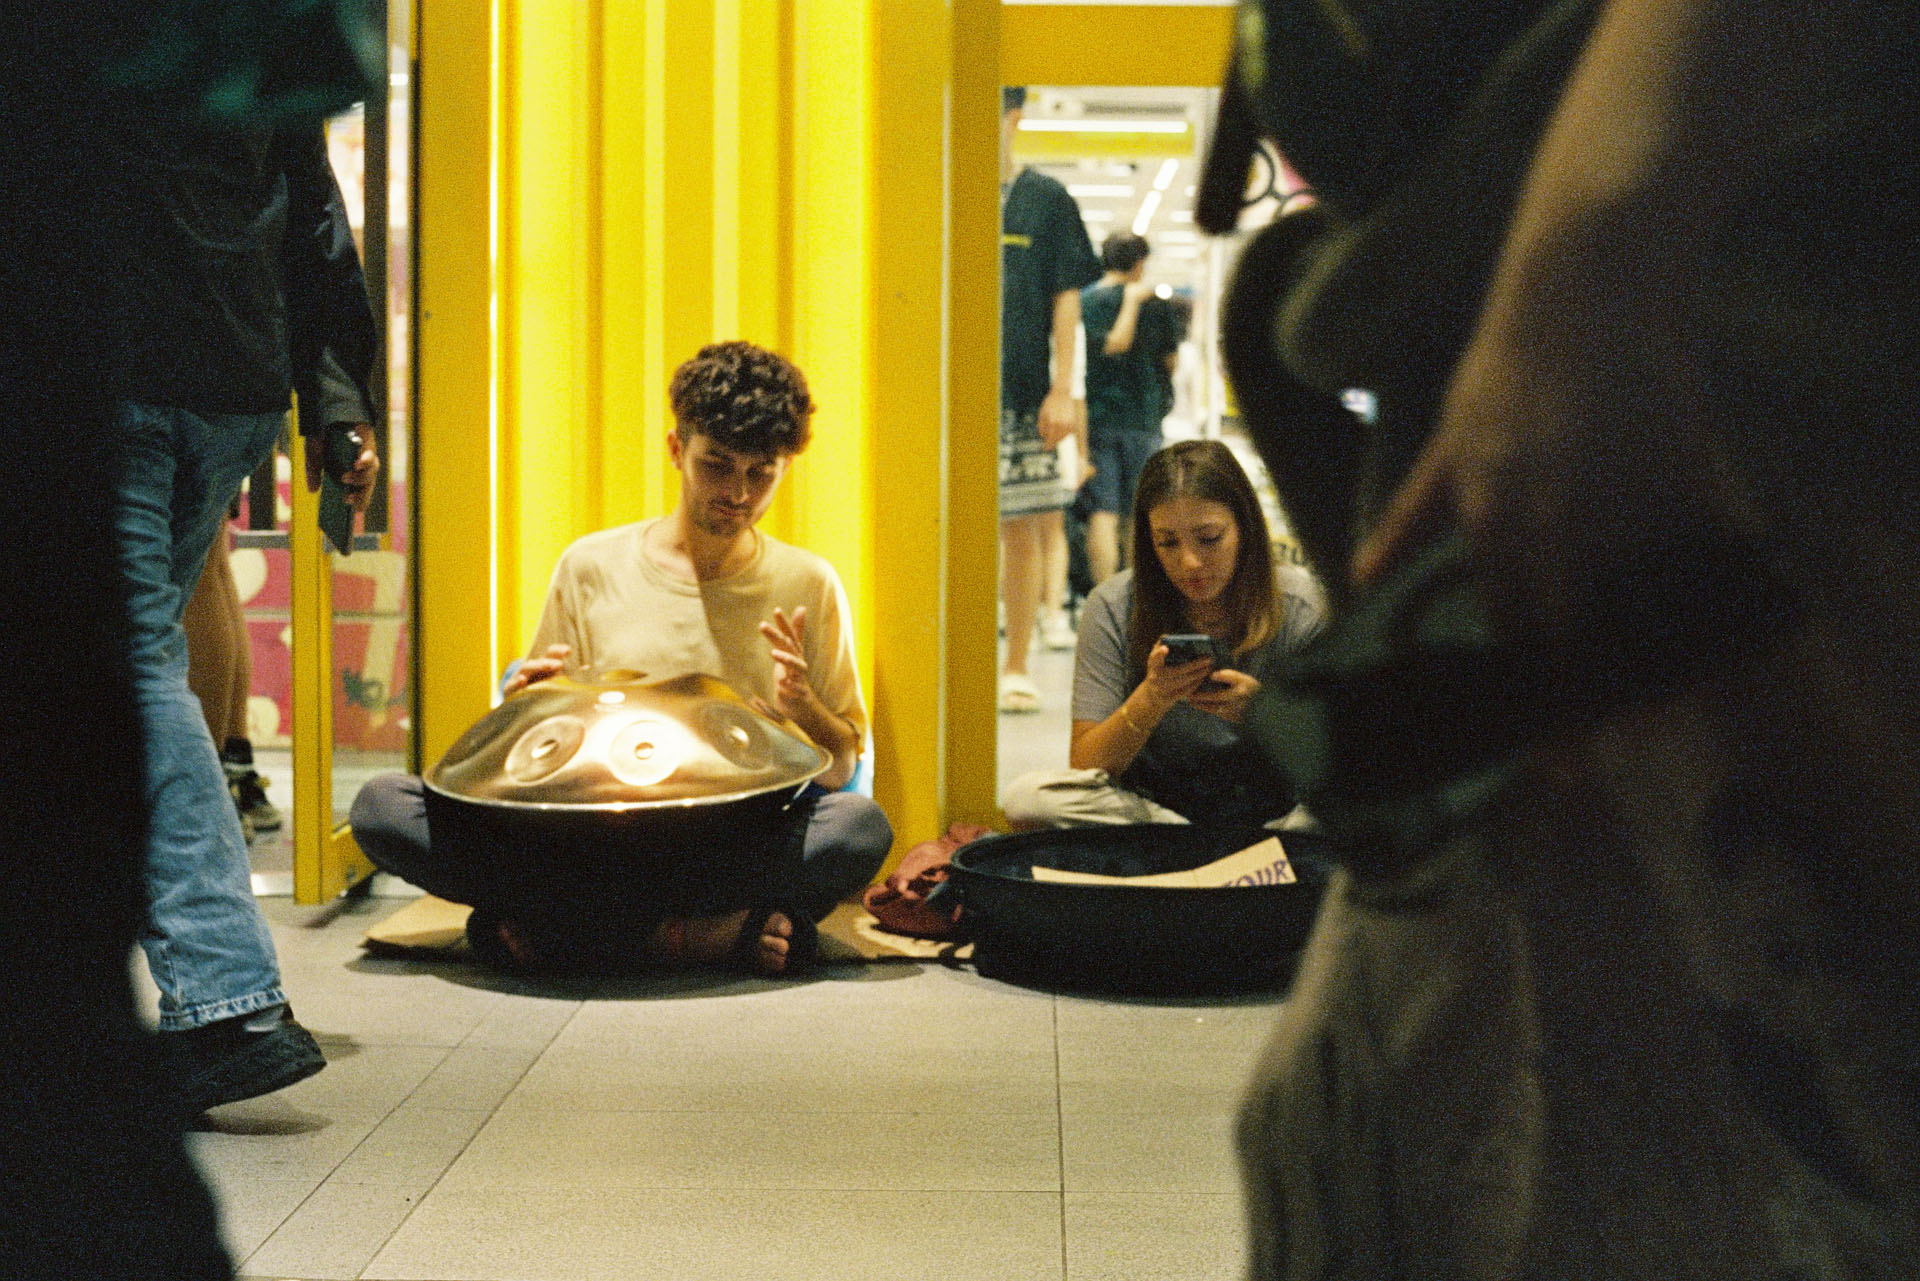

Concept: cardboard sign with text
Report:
left=1029, top=836, right=1296, bottom=889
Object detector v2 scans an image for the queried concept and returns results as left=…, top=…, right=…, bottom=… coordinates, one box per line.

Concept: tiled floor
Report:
left=173, top=523, right=1281, bottom=1280
left=147, top=893, right=1283, bottom=1281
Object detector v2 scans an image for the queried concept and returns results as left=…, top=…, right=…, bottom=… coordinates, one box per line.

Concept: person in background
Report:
left=1137, top=291, right=1191, bottom=432
left=998, top=84, right=1102, bottom=713
left=1079, top=231, right=1163, bottom=587
left=184, top=524, right=281, bottom=838
left=1003, top=439, right=1322, bottom=830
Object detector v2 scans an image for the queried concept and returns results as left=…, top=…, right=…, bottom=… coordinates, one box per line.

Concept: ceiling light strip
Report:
left=1018, top=119, right=1189, bottom=134
left=1131, top=189, right=1163, bottom=236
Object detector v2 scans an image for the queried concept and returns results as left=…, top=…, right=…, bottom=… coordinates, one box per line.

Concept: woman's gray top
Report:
left=1072, top=567, right=1324, bottom=828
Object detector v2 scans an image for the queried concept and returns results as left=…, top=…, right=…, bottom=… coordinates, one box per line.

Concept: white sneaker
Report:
left=1040, top=610, right=1076, bottom=651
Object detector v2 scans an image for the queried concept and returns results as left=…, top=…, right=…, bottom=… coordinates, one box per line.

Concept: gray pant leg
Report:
left=349, top=772, right=489, bottom=906
left=795, top=791, right=893, bottom=921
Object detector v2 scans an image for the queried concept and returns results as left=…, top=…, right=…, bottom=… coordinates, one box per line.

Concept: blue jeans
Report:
left=113, top=402, right=290, bottom=1030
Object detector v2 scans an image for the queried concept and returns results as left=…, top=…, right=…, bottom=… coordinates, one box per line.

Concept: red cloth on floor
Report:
left=861, top=822, right=995, bottom=939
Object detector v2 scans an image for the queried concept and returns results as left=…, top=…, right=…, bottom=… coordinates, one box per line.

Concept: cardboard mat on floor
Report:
left=363, top=894, right=970, bottom=964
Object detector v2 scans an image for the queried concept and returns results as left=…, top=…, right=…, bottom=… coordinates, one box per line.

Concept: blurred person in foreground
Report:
left=0, top=5, right=382, bottom=1275
left=1201, top=0, right=1920, bottom=1275
left=0, top=5, right=379, bottom=1277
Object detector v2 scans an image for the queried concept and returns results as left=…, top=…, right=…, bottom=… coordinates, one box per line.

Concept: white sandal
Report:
left=1039, top=610, right=1077, bottom=651
left=998, top=672, right=1041, bottom=713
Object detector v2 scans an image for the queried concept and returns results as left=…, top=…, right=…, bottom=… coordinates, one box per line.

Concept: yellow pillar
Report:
left=941, top=0, right=1004, bottom=832
left=599, top=0, right=656, bottom=525
left=644, top=0, right=719, bottom=455
left=784, top=0, right=873, bottom=694
left=415, top=0, right=1234, bottom=846
left=499, top=0, right=600, bottom=653
left=499, top=0, right=719, bottom=657
left=416, top=0, right=498, bottom=766
left=856, top=0, right=973, bottom=856
left=713, top=0, right=792, bottom=352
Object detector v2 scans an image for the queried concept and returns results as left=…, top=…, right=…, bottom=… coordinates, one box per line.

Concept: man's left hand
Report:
left=304, top=422, right=381, bottom=512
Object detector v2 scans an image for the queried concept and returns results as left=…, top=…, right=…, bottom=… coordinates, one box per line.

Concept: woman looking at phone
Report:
left=1003, top=439, right=1324, bottom=829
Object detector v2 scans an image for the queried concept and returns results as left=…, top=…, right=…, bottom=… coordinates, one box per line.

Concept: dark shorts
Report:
left=998, top=409, right=1067, bottom=517
left=1083, top=428, right=1163, bottom=519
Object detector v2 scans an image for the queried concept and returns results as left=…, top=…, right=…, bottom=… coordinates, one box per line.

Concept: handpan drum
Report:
left=423, top=672, right=828, bottom=912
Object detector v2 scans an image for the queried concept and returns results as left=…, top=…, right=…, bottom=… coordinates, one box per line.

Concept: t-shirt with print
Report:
left=526, top=518, right=869, bottom=745
left=1001, top=167, right=1101, bottom=415
left=1071, top=568, right=1324, bottom=828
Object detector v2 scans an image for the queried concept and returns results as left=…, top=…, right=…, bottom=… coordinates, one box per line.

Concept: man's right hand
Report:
left=503, top=644, right=571, bottom=696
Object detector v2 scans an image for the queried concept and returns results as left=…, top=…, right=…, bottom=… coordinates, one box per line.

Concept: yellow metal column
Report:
left=785, top=0, right=873, bottom=689
left=415, top=0, right=498, bottom=766
left=504, top=0, right=722, bottom=629
left=288, top=430, right=376, bottom=903
left=941, top=0, right=1003, bottom=832
left=864, top=0, right=958, bottom=859
left=500, top=0, right=600, bottom=642
left=600, top=0, right=657, bottom=525
left=643, top=0, right=719, bottom=445
left=714, top=0, right=792, bottom=352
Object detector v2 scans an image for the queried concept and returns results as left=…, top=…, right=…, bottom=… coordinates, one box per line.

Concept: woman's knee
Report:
left=1002, top=768, right=1104, bottom=828
left=1004, top=768, right=1168, bottom=828
left=1000, top=770, right=1054, bottom=828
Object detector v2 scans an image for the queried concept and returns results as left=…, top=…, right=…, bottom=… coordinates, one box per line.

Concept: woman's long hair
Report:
left=1127, top=439, right=1278, bottom=677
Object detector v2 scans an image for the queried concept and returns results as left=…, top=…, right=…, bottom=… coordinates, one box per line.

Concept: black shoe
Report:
left=164, top=1005, right=325, bottom=1115
left=222, top=737, right=282, bottom=832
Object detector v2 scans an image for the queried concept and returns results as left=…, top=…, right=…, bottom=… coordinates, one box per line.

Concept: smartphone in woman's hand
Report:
left=1158, top=633, right=1216, bottom=666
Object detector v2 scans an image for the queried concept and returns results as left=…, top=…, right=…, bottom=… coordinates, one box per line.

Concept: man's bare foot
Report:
left=494, top=917, right=540, bottom=966
left=651, top=908, right=795, bottom=975
left=471, top=913, right=544, bottom=970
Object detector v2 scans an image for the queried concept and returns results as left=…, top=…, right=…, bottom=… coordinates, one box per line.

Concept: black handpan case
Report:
left=946, top=824, right=1334, bottom=994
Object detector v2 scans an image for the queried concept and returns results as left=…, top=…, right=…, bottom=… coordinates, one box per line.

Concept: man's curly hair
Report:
left=668, top=341, right=815, bottom=456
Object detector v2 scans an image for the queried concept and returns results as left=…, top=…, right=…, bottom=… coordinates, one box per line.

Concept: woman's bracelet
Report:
left=1118, top=700, right=1148, bottom=737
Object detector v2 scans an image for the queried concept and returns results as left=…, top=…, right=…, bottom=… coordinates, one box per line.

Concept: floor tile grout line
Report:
left=236, top=1037, right=463, bottom=1273
left=252, top=918, right=1283, bottom=1277
left=1054, top=992, right=1071, bottom=1281
left=248, top=991, right=583, bottom=1275
left=338, top=994, right=595, bottom=1274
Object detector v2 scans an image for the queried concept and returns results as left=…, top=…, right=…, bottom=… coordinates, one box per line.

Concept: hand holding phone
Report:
left=308, top=423, right=380, bottom=556
left=1159, top=632, right=1235, bottom=694
left=317, top=427, right=362, bottom=556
